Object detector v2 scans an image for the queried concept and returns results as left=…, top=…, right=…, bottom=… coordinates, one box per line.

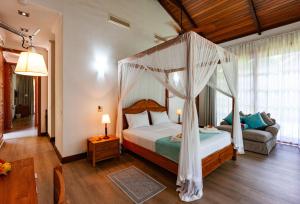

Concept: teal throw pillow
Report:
left=243, top=112, right=268, bottom=129
left=240, top=116, right=246, bottom=123
left=224, top=112, right=233, bottom=125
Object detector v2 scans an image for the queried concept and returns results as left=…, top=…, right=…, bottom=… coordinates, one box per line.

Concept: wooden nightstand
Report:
left=87, top=136, right=120, bottom=167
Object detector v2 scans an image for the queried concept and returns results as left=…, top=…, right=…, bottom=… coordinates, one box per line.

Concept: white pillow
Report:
left=125, top=111, right=150, bottom=129
left=150, top=111, right=171, bottom=125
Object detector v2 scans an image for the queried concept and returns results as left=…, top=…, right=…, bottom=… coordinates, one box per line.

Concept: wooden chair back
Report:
left=53, top=165, right=65, bottom=204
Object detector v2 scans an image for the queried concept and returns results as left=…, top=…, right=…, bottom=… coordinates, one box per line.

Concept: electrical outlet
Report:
left=98, top=106, right=103, bottom=112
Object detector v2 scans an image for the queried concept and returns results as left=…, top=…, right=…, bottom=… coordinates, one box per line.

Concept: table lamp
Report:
left=176, top=109, right=182, bottom=124
left=102, top=114, right=111, bottom=139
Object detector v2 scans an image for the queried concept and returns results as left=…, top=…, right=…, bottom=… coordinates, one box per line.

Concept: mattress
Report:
left=122, top=122, right=231, bottom=161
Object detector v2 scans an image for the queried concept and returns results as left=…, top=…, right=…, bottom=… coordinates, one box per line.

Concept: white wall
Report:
left=35, top=47, right=48, bottom=133
left=32, top=0, right=177, bottom=157
left=47, top=40, right=55, bottom=138
left=53, top=14, right=64, bottom=155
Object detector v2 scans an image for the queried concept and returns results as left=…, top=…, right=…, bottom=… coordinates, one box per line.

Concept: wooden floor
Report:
left=0, top=137, right=299, bottom=204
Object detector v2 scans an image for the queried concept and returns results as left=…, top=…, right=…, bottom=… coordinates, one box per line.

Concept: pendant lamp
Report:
left=15, top=47, right=48, bottom=76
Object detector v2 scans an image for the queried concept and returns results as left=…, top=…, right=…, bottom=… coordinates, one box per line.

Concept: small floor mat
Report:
left=108, top=166, right=166, bottom=204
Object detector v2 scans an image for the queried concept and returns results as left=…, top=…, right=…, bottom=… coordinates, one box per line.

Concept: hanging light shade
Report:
left=15, top=48, right=48, bottom=76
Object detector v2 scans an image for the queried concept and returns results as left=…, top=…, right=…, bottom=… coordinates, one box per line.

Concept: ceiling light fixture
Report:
left=15, top=37, right=48, bottom=76
left=15, top=47, right=48, bottom=76
left=20, top=27, right=29, bottom=32
left=0, top=21, right=47, bottom=76
left=18, top=10, right=30, bottom=17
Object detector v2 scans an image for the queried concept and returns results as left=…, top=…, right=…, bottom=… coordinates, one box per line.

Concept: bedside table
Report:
left=87, top=136, right=120, bottom=167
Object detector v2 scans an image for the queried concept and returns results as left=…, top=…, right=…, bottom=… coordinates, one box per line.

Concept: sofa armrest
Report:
left=265, top=123, right=280, bottom=136
left=216, top=125, right=232, bottom=133
left=220, top=120, right=229, bottom=125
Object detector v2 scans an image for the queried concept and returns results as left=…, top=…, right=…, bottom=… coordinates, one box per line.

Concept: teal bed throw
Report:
left=155, top=133, right=218, bottom=163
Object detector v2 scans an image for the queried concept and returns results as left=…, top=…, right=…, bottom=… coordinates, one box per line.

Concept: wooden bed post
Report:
left=165, top=73, right=169, bottom=114
left=231, top=97, right=237, bottom=161
left=196, top=95, right=200, bottom=126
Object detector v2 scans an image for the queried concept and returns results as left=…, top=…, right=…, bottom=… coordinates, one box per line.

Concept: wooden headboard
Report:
left=122, top=99, right=166, bottom=129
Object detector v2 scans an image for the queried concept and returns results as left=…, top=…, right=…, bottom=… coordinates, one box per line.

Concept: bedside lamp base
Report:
left=103, top=124, right=109, bottom=139
left=177, top=115, right=181, bottom=124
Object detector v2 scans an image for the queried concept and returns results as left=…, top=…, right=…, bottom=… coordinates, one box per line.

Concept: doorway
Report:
left=2, top=49, right=41, bottom=139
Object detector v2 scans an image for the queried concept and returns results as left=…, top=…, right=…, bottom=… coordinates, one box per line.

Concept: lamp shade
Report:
left=15, top=49, right=48, bottom=76
left=176, top=109, right=182, bottom=115
left=102, top=114, right=111, bottom=124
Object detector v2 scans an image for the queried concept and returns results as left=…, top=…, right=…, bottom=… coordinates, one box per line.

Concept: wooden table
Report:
left=0, top=158, right=38, bottom=204
left=87, top=136, right=120, bottom=167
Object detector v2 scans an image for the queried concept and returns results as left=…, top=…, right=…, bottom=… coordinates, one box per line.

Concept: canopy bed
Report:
left=116, top=31, right=244, bottom=202
left=122, top=99, right=234, bottom=175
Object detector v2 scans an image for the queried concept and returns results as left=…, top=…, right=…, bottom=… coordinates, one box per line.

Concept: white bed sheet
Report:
left=122, top=122, right=232, bottom=159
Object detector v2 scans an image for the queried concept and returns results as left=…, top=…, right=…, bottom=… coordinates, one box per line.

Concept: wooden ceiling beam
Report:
left=168, top=0, right=198, bottom=28
left=247, top=0, right=262, bottom=35
left=158, top=0, right=183, bottom=31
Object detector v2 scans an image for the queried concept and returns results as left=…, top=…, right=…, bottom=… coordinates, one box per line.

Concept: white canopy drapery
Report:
left=116, top=32, right=244, bottom=202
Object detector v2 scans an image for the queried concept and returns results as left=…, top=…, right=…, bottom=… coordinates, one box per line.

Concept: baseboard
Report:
left=61, top=152, right=87, bottom=164
left=40, top=132, right=49, bottom=137
left=52, top=142, right=62, bottom=161
left=49, top=138, right=87, bottom=164
left=49, top=137, right=55, bottom=143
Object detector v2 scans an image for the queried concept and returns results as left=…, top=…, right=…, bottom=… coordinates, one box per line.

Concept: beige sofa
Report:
left=217, top=121, right=280, bottom=155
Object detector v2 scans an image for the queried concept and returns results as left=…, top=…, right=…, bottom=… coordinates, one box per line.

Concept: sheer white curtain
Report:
left=149, top=32, right=221, bottom=201
left=116, top=64, right=146, bottom=142
left=215, top=91, right=232, bottom=124
left=222, top=29, right=300, bottom=145
left=169, top=95, right=185, bottom=122
left=210, top=65, right=232, bottom=124
left=217, top=47, right=244, bottom=153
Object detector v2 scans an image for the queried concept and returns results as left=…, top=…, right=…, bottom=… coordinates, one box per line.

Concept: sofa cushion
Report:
left=261, top=112, right=275, bottom=126
left=243, top=129, right=273, bottom=143
left=243, top=113, right=268, bottom=129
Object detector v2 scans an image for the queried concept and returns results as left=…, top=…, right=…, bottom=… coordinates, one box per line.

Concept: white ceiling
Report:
left=0, top=0, right=59, bottom=50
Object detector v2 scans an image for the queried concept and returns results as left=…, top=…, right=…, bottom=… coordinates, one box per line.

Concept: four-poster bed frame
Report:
left=122, top=99, right=236, bottom=177
left=118, top=32, right=241, bottom=185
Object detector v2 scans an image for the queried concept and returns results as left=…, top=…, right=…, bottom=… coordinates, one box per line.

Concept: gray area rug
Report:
left=108, top=166, right=166, bottom=204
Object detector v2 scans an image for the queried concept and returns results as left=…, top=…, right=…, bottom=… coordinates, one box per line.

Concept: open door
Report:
left=0, top=48, right=4, bottom=147
left=1, top=48, right=42, bottom=137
